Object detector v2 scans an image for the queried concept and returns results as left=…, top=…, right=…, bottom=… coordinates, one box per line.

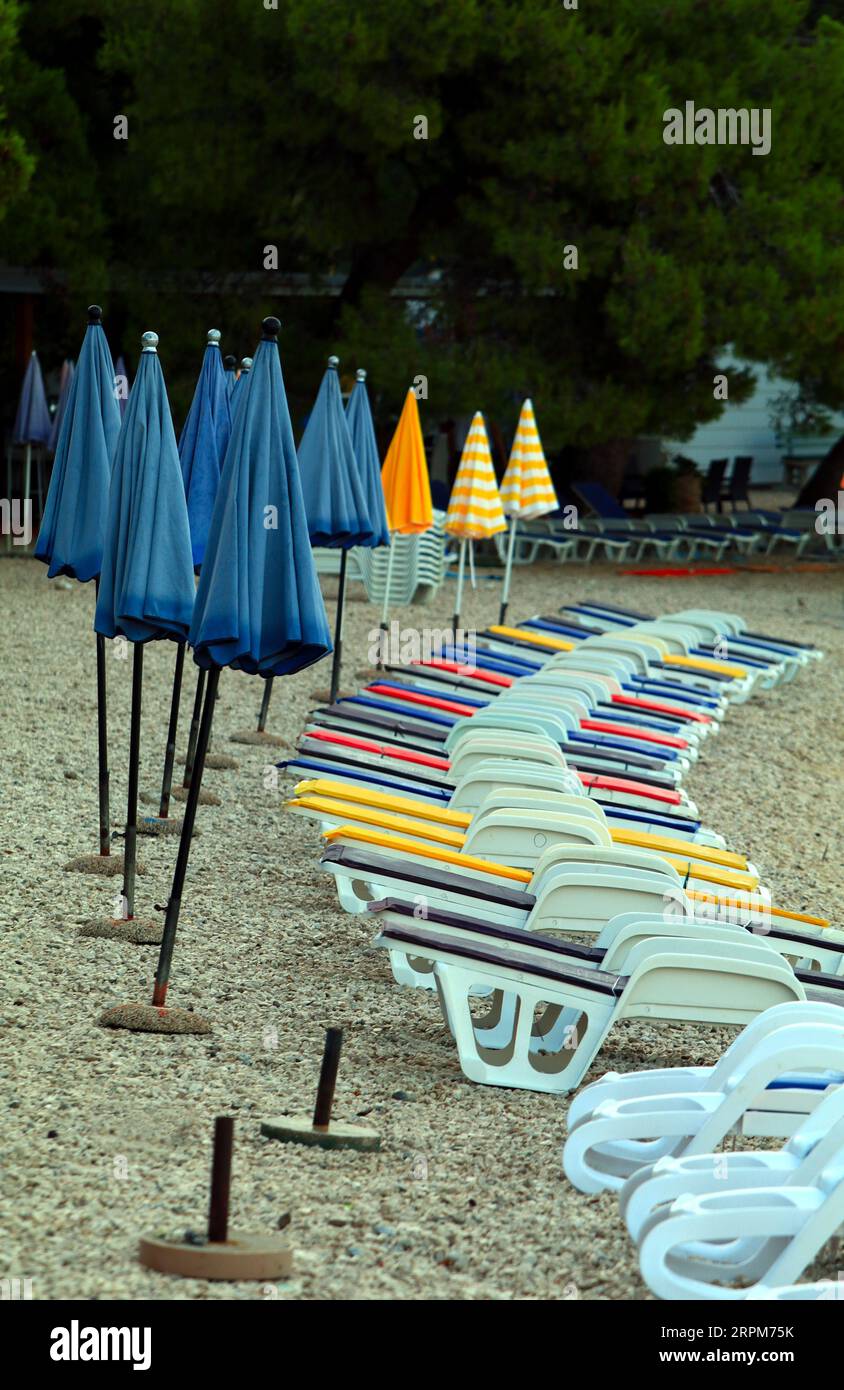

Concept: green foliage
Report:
left=0, top=3, right=36, bottom=217
left=4, top=0, right=844, bottom=446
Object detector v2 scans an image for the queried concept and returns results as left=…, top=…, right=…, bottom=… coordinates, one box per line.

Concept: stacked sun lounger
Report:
left=312, top=509, right=450, bottom=605
left=280, top=599, right=832, bottom=1296
left=563, top=1002, right=844, bottom=1299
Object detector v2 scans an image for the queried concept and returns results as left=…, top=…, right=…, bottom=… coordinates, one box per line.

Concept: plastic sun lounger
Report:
left=287, top=792, right=756, bottom=896
left=367, top=917, right=804, bottom=1094
left=366, top=896, right=844, bottom=996
left=312, top=819, right=828, bottom=944
left=481, top=624, right=758, bottom=702
left=563, top=1003, right=844, bottom=1194
left=295, top=726, right=703, bottom=819
left=287, top=779, right=756, bottom=889
left=553, top=607, right=799, bottom=686
left=350, top=680, right=696, bottom=777
left=633, top=1085, right=844, bottom=1300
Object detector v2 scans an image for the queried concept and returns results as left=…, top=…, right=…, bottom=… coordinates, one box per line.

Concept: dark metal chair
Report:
left=701, top=458, right=728, bottom=512
left=723, top=456, right=753, bottom=510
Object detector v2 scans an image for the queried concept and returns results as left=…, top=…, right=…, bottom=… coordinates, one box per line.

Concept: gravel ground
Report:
left=2, top=551, right=843, bottom=1301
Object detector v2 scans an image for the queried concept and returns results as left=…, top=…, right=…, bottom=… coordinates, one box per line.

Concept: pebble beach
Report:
left=2, top=553, right=843, bottom=1301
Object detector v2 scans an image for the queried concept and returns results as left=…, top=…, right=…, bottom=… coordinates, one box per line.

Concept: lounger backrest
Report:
left=524, top=670, right=615, bottom=702
left=530, top=867, right=688, bottom=933
left=630, top=623, right=691, bottom=656
left=530, top=843, right=681, bottom=888
left=499, top=689, right=589, bottom=722
left=577, top=637, right=652, bottom=674
left=600, top=918, right=755, bottom=972
left=446, top=709, right=573, bottom=747
left=449, top=763, right=582, bottom=811
left=472, top=789, right=607, bottom=827
left=449, top=736, right=568, bottom=781
left=619, top=938, right=804, bottom=1020
left=464, top=809, right=611, bottom=865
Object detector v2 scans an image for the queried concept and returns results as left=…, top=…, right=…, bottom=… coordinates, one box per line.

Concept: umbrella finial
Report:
left=261, top=316, right=281, bottom=341
left=87, top=305, right=103, bottom=325
left=328, top=355, right=339, bottom=371
left=355, top=368, right=367, bottom=382
left=207, top=329, right=221, bottom=346
left=224, top=354, right=237, bottom=370
left=240, top=357, right=253, bottom=372
left=141, top=331, right=159, bottom=354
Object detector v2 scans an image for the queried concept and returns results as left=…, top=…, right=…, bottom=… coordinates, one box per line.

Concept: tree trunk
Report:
left=795, top=434, right=844, bottom=508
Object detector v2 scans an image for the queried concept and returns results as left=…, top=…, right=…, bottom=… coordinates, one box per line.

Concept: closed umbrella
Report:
left=48, top=360, right=75, bottom=454
left=100, top=317, right=331, bottom=1032
left=445, top=411, right=507, bottom=636
left=34, top=306, right=122, bottom=870
left=224, top=354, right=238, bottom=396
left=299, top=355, right=377, bottom=703
left=346, top=368, right=390, bottom=551
left=229, top=355, right=252, bottom=418
left=377, top=387, right=433, bottom=661
left=150, top=328, right=233, bottom=830
left=12, top=349, right=52, bottom=529
left=93, top=330, right=196, bottom=935
left=498, top=398, right=559, bottom=624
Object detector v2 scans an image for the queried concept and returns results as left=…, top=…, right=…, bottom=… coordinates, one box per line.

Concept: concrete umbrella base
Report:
left=260, top=1114, right=381, bottom=1152
left=229, top=729, right=287, bottom=747
left=79, top=917, right=163, bottom=945
left=63, top=853, right=135, bottom=877
left=138, top=1232, right=292, bottom=1281
left=137, top=816, right=188, bottom=838
left=180, top=752, right=238, bottom=771
left=98, top=1003, right=212, bottom=1034
left=170, top=785, right=221, bottom=806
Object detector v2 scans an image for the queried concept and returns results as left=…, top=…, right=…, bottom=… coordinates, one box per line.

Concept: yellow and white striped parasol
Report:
left=499, top=399, right=558, bottom=623
left=445, top=412, right=506, bottom=632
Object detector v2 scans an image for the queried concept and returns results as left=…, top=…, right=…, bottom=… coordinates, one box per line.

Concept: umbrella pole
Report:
left=377, top=536, right=396, bottom=669
left=499, top=518, right=518, bottom=626
left=328, top=549, right=348, bottom=704
left=158, top=641, right=186, bottom=818
left=183, top=668, right=206, bottom=788
left=452, top=538, right=467, bottom=648
left=122, top=643, right=144, bottom=919
left=95, top=629, right=111, bottom=857
left=23, top=443, right=31, bottom=532
left=257, top=676, right=273, bottom=734
left=152, top=665, right=220, bottom=1007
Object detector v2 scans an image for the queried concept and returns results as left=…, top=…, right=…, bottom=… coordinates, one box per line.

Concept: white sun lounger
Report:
left=368, top=916, right=804, bottom=1093
left=633, top=1085, right=844, bottom=1299
left=563, top=1003, right=844, bottom=1192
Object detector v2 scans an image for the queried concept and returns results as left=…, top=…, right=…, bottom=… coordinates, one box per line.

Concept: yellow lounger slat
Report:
left=293, top=778, right=471, bottom=828
left=288, top=796, right=466, bottom=849
left=321, top=825, right=533, bottom=883
left=688, top=890, right=830, bottom=931
left=663, top=653, right=748, bottom=679
left=487, top=625, right=574, bottom=652
left=294, top=779, right=750, bottom=873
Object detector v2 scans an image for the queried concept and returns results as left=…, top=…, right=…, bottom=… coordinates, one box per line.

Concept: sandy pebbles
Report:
left=1, top=553, right=843, bottom=1300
